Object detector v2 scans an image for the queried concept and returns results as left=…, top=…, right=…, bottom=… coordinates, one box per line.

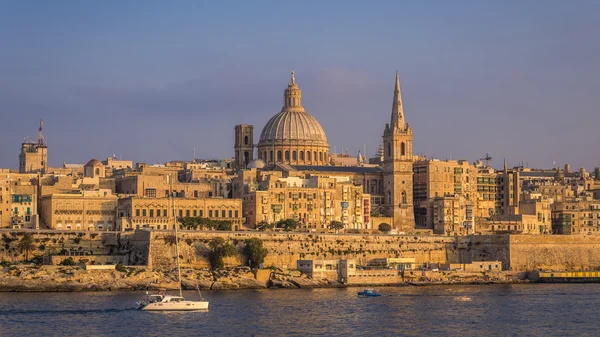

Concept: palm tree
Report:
left=17, top=233, right=35, bottom=261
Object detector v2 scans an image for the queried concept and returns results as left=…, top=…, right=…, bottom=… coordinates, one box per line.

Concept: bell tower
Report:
left=382, top=72, right=415, bottom=232
left=234, top=124, right=254, bottom=170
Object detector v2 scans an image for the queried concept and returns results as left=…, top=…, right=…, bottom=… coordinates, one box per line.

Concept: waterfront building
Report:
left=243, top=175, right=370, bottom=231
left=551, top=195, right=600, bottom=235
left=39, top=189, right=118, bottom=230
left=117, top=196, right=244, bottom=231
left=0, top=174, right=39, bottom=229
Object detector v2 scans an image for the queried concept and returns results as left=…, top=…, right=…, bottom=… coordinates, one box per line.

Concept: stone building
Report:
left=243, top=175, right=370, bottom=231
left=117, top=197, right=244, bottom=231
left=19, top=120, right=48, bottom=174
left=382, top=72, right=414, bottom=232
left=39, top=189, right=118, bottom=230
left=116, top=166, right=212, bottom=198
left=551, top=195, right=600, bottom=235
left=413, top=159, right=477, bottom=229
left=233, top=71, right=416, bottom=231
left=0, top=173, right=39, bottom=229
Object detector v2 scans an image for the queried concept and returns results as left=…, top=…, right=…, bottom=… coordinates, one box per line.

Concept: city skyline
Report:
left=1, top=1, right=599, bottom=170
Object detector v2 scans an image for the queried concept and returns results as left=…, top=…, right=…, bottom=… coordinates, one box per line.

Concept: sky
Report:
left=1, top=1, right=599, bottom=170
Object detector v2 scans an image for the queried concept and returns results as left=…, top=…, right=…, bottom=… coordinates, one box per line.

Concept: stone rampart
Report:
left=145, top=231, right=459, bottom=271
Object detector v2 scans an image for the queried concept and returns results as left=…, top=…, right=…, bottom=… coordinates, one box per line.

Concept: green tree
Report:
left=256, top=221, right=274, bottom=231
left=243, top=238, right=268, bottom=268
left=208, top=237, right=237, bottom=269
left=378, top=223, right=392, bottom=233
left=17, top=233, right=35, bottom=261
left=276, top=218, right=300, bottom=232
left=328, top=221, right=345, bottom=233
left=60, top=257, right=76, bottom=266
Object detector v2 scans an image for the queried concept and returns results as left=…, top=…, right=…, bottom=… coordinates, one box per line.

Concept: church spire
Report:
left=390, top=71, right=405, bottom=130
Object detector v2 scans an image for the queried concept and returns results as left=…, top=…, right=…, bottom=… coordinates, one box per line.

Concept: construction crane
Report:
left=480, top=153, right=492, bottom=167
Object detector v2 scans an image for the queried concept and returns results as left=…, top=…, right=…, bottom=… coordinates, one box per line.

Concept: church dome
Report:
left=256, top=71, right=330, bottom=166
left=247, top=159, right=266, bottom=169
left=259, top=110, right=328, bottom=144
left=85, top=159, right=103, bottom=167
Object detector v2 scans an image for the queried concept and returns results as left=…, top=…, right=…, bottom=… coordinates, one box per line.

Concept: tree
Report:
left=378, top=223, right=392, bottom=233
left=328, top=221, right=344, bottom=233
left=243, top=238, right=268, bottom=268
left=256, top=221, right=274, bottom=231
left=276, top=219, right=299, bottom=232
left=17, top=233, right=35, bottom=261
left=207, top=237, right=237, bottom=269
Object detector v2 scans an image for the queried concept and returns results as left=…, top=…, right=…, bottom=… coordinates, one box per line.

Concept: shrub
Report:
left=60, top=257, right=76, bottom=266
left=243, top=238, right=268, bottom=268
left=115, top=263, right=127, bottom=273
left=378, top=223, right=392, bottom=233
left=208, top=237, right=237, bottom=270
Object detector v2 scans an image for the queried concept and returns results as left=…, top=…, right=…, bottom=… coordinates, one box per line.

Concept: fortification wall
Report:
left=508, top=235, right=600, bottom=271
left=146, top=231, right=459, bottom=271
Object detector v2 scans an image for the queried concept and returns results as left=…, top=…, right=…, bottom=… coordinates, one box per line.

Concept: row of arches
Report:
left=259, top=149, right=328, bottom=164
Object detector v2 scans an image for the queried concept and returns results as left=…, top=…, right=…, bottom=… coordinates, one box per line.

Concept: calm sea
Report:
left=0, top=284, right=598, bottom=336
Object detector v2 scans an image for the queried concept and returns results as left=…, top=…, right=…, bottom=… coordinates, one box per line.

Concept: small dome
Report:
left=259, top=110, right=328, bottom=144
left=85, top=159, right=103, bottom=167
left=247, top=159, right=266, bottom=169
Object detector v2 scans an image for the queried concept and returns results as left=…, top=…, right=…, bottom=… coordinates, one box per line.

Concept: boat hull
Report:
left=141, top=301, right=209, bottom=311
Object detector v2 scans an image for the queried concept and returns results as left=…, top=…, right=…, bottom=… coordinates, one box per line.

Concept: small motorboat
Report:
left=357, top=289, right=381, bottom=297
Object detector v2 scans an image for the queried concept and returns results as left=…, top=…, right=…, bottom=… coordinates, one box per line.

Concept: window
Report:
left=229, top=210, right=232, bottom=218
left=193, top=210, right=197, bottom=217
left=270, top=151, right=274, bottom=162
left=292, top=151, right=297, bottom=161
left=179, top=210, right=183, bottom=217
left=209, top=210, right=213, bottom=217
left=222, top=210, right=226, bottom=217
left=313, top=151, right=317, bottom=161
left=136, top=209, right=140, bottom=217
left=186, top=210, right=190, bottom=217
left=244, top=135, right=249, bottom=145
left=277, top=151, right=282, bottom=161
left=387, top=142, right=391, bottom=157
left=300, top=151, right=304, bottom=161
left=319, top=152, right=323, bottom=161
left=150, top=209, right=154, bottom=217
left=285, top=151, right=290, bottom=160
left=145, top=189, right=156, bottom=198
left=307, top=151, right=312, bottom=161
left=235, top=210, right=238, bottom=218
left=163, top=209, right=168, bottom=217
left=194, top=190, right=199, bottom=198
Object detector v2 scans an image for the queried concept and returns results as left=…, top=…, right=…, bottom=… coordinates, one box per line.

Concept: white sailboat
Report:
left=137, top=177, right=209, bottom=312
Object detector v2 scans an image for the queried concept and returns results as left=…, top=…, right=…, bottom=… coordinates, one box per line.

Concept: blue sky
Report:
left=1, top=1, right=599, bottom=170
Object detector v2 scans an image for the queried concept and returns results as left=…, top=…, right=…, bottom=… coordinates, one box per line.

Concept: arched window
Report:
left=292, top=151, right=297, bottom=161
left=285, top=151, right=290, bottom=160
left=387, top=143, right=391, bottom=157
left=299, top=151, right=304, bottom=161
left=277, top=151, right=282, bottom=161
left=270, top=151, right=274, bottom=162
left=314, top=151, right=317, bottom=162
left=307, top=151, right=312, bottom=161
left=319, top=152, right=323, bottom=162
left=401, top=142, right=406, bottom=156
left=244, top=151, right=249, bottom=164
left=402, top=191, right=407, bottom=204
left=95, top=168, right=100, bottom=175
left=244, top=136, right=249, bottom=145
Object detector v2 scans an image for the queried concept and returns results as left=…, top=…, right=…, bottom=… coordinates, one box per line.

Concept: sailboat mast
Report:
left=170, top=176, right=183, bottom=297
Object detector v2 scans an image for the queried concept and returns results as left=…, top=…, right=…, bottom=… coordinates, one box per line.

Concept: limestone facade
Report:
left=39, top=190, right=118, bottom=231
left=382, top=72, right=414, bottom=232
left=0, top=173, right=39, bottom=229
left=117, top=197, right=244, bottom=231
left=243, top=175, right=370, bottom=231
left=551, top=196, right=600, bottom=235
